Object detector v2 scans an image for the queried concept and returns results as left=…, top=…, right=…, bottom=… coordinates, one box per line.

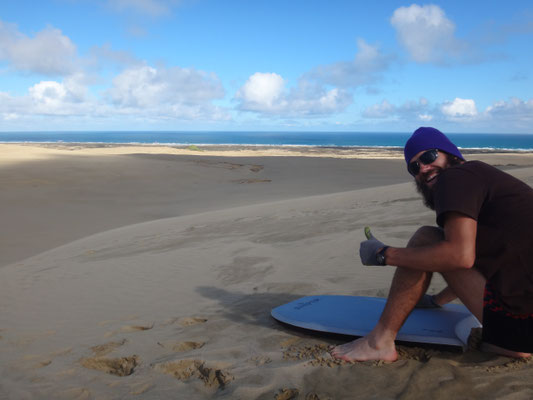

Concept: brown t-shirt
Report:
left=434, top=161, right=533, bottom=314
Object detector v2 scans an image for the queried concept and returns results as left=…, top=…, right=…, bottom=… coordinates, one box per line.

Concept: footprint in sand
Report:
left=158, top=340, right=206, bottom=352
left=80, top=355, right=139, bottom=376
left=90, top=339, right=127, bottom=357
left=275, top=388, right=300, bottom=400
left=154, top=359, right=233, bottom=389
left=280, top=337, right=301, bottom=348
left=178, top=317, right=208, bottom=327
left=282, top=343, right=344, bottom=367
left=105, top=323, right=154, bottom=337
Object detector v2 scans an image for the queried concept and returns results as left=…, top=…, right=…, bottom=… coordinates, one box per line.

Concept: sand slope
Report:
left=2, top=166, right=533, bottom=399
left=0, top=144, right=413, bottom=268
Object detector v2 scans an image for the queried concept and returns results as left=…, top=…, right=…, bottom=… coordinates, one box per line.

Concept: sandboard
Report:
left=271, top=295, right=481, bottom=347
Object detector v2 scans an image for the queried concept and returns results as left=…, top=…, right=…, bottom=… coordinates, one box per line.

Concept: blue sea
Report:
left=1, top=131, right=533, bottom=151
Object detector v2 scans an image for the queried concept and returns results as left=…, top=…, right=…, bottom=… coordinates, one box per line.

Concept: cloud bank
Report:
left=107, top=65, right=228, bottom=119
left=1, top=3, right=532, bottom=132
left=235, top=40, right=391, bottom=118
left=235, top=72, right=352, bottom=117
left=361, top=96, right=533, bottom=131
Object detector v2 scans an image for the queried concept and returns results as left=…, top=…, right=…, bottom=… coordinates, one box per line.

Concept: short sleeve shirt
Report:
left=433, top=161, right=533, bottom=314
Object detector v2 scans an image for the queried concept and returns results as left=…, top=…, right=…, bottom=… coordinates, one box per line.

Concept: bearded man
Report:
left=331, top=127, right=533, bottom=361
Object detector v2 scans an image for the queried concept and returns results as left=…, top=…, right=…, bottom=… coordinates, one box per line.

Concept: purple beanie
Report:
left=404, top=127, right=464, bottom=169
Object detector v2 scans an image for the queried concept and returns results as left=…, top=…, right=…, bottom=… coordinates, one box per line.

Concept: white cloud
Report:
left=484, top=98, right=533, bottom=129
left=236, top=72, right=351, bottom=117
left=308, top=39, right=391, bottom=88
left=360, top=96, right=532, bottom=130
left=0, top=20, right=77, bottom=76
left=109, top=65, right=224, bottom=106
left=486, top=98, right=533, bottom=117
left=0, top=64, right=230, bottom=122
left=236, top=41, right=385, bottom=117
left=28, top=74, right=90, bottom=115
left=287, top=81, right=351, bottom=116
left=107, top=65, right=228, bottom=120
left=236, top=72, right=285, bottom=111
left=0, top=74, right=93, bottom=120
left=390, top=4, right=464, bottom=64
left=441, top=98, right=478, bottom=118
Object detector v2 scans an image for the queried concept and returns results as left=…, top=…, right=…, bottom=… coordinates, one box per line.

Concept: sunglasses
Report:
left=408, top=149, right=439, bottom=176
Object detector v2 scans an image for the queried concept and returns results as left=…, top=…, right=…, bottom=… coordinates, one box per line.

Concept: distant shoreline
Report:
left=3, top=142, right=533, bottom=156
left=2, top=131, right=533, bottom=151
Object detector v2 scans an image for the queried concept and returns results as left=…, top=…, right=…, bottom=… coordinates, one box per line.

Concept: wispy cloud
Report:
left=307, top=39, right=392, bottom=88
left=89, top=43, right=142, bottom=69
left=362, top=98, right=431, bottom=121
left=105, top=0, right=179, bottom=17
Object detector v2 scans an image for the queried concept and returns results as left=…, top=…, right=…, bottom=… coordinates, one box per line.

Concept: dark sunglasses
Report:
left=408, top=149, right=439, bottom=176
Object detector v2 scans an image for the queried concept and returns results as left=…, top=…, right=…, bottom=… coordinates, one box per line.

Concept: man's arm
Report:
left=384, top=212, right=477, bottom=272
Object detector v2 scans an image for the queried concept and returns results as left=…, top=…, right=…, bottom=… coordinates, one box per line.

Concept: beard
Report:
left=415, top=156, right=463, bottom=210
left=416, top=175, right=437, bottom=210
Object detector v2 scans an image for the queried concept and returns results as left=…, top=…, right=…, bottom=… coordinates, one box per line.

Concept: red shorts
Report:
left=482, top=283, right=533, bottom=353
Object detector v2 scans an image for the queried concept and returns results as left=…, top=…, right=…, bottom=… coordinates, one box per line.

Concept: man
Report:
left=331, top=127, right=533, bottom=362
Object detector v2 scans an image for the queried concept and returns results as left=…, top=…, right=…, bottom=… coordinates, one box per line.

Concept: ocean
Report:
left=1, top=131, right=533, bottom=151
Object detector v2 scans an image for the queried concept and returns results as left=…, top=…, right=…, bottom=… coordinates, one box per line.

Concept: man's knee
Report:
left=407, top=226, right=444, bottom=248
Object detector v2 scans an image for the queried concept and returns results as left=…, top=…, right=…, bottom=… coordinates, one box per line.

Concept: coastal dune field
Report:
left=2, top=144, right=533, bottom=399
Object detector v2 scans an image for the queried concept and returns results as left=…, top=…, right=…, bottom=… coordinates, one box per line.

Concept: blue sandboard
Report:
left=271, top=295, right=481, bottom=347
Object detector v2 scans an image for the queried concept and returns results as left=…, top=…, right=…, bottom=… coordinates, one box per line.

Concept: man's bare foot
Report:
left=330, top=335, right=398, bottom=362
left=481, top=342, right=532, bottom=359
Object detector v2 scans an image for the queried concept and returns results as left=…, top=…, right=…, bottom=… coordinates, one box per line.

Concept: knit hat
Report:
left=404, top=127, right=464, bottom=169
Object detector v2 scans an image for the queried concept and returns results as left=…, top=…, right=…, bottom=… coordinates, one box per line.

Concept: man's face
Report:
left=410, top=149, right=450, bottom=210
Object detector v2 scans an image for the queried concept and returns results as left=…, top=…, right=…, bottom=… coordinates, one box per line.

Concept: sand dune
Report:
left=2, top=177, right=533, bottom=398
left=2, top=145, right=533, bottom=399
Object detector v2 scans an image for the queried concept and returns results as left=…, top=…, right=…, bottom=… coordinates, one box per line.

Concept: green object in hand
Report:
left=360, top=226, right=388, bottom=266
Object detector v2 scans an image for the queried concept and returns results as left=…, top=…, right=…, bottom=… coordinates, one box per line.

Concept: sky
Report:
left=0, top=0, right=532, bottom=133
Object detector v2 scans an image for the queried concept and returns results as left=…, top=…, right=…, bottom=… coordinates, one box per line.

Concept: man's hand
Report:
left=359, top=227, right=388, bottom=266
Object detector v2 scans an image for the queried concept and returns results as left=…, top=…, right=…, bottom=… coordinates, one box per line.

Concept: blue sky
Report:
left=0, top=0, right=532, bottom=132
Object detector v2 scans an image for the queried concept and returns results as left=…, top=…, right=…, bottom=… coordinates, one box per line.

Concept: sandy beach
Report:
left=2, top=143, right=533, bottom=399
